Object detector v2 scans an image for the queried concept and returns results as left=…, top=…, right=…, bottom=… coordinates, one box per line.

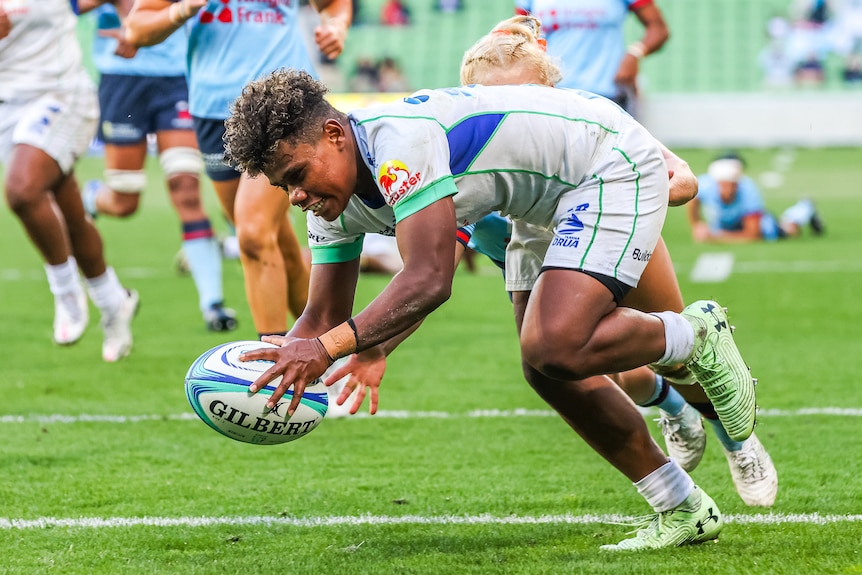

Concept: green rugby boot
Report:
left=600, top=487, right=723, bottom=551
left=681, top=300, right=756, bottom=442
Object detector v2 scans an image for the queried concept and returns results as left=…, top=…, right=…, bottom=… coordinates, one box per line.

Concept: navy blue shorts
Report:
left=193, top=116, right=240, bottom=182
left=98, top=74, right=193, bottom=144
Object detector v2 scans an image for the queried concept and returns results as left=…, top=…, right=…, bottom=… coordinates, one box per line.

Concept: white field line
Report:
left=1, top=513, right=860, bottom=530
left=1, top=407, right=861, bottom=425
left=689, top=252, right=735, bottom=283
left=3, top=259, right=862, bottom=283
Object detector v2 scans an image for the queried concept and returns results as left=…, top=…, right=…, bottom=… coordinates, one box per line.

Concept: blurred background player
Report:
left=0, top=0, right=139, bottom=362
left=515, top=0, right=670, bottom=117
left=688, top=151, right=824, bottom=243
left=80, top=0, right=237, bottom=332
left=125, top=0, right=352, bottom=339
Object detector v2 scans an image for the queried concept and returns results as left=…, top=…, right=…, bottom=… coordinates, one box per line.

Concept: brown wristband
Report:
left=318, top=320, right=358, bottom=360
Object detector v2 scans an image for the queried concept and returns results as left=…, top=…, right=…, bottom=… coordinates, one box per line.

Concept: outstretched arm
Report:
left=616, top=2, right=670, bottom=91
left=244, top=197, right=458, bottom=414
left=311, top=0, right=352, bottom=60
left=314, top=239, right=468, bottom=415
left=125, top=0, right=205, bottom=46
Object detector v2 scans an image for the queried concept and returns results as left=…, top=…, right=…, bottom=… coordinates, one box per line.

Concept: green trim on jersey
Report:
left=612, top=146, right=641, bottom=277
left=393, top=176, right=458, bottom=222
left=355, top=114, right=447, bottom=129
left=310, top=236, right=364, bottom=265
left=580, top=175, right=604, bottom=272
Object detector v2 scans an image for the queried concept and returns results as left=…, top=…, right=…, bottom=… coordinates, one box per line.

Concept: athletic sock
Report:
left=689, top=402, right=744, bottom=452
left=639, top=375, right=689, bottom=417
left=45, top=257, right=82, bottom=296
left=635, top=459, right=695, bottom=512
left=651, top=311, right=695, bottom=366
left=85, top=266, right=125, bottom=317
left=181, top=219, right=224, bottom=312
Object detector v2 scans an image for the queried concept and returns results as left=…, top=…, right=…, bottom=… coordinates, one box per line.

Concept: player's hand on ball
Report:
left=241, top=337, right=332, bottom=414
left=325, top=348, right=387, bottom=415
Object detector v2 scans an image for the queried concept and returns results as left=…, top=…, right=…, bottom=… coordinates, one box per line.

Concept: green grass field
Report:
left=1, top=148, right=861, bottom=574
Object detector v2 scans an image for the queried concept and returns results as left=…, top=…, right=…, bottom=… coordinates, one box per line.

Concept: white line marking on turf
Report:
left=1, top=513, right=859, bottom=530
left=4, top=260, right=862, bottom=283
left=689, top=252, right=735, bottom=283
left=2, top=407, right=862, bottom=425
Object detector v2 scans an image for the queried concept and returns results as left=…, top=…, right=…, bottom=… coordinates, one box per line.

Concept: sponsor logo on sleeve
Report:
left=377, top=160, right=422, bottom=204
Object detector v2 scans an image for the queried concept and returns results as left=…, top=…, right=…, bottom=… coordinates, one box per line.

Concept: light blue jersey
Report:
left=458, top=213, right=511, bottom=269
left=695, top=175, right=766, bottom=233
left=90, top=5, right=187, bottom=77
left=516, top=0, right=646, bottom=98
left=183, top=0, right=317, bottom=119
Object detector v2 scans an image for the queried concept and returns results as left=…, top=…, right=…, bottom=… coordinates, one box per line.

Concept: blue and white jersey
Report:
left=181, top=0, right=317, bottom=119
left=0, top=0, right=92, bottom=101
left=696, top=175, right=766, bottom=232
left=306, top=83, right=648, bottom=264
left=90, top=4, right=187, bottom=77
left=516, top=0, right=648, bottom=97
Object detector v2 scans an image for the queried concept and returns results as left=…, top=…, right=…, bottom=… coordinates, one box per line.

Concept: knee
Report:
left=4, top=175, right=41, bottom=216
left=169, top=182, right=204, bottom=214
left=236, top=225, right=272, bottom=262
left=112, top=194, right=141, bottom=218
left=520, top=325, right=590, bottom=381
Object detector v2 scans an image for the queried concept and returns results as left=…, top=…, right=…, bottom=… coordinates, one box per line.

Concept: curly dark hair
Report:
left=223, top=68, right=342, bottom=177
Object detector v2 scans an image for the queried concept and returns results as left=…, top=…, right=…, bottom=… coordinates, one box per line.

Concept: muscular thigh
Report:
left=524, top=268, right=617, bottom=349
left=620, top=236, right=685, bottom=313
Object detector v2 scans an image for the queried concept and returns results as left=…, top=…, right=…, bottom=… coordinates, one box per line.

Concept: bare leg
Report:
left=93, top=141, right=148, bottom=217
left=233, top=173, right=308, bottom=334
left=156, top=130, right=209, bottom=225
left=277, top=208, right=310, bottom=319
left=512, top=291, right=668, bottom=482
left=4, top=144, right=74, bottom=265
left=520, top=269, right=667, bottom=381
left=5, top=144, right=107, bottom=278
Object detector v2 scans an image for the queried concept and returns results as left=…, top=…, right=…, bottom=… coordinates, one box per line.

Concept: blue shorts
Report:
left=98, top=74, right=193, bottom=144
left=193, top=116, right=239, bottom=182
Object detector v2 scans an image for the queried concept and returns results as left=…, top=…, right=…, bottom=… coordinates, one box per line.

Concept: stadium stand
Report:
left=77, top=1, right=859, bottom=93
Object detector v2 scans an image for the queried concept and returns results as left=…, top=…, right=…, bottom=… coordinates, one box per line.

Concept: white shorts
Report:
left=362, top=233, right=400, bottom=258
left=505, top=116, right=668, bottom=292
left=0, top=81, right=99, bottom=175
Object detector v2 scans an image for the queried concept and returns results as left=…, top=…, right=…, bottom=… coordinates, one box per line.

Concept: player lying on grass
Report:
left=223, top=67, right=758, bottom=549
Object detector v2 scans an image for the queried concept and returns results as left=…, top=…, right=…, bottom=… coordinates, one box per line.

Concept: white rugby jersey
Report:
left=0, top=0, right=92, bottom=101
left=308, top=83, right=649, bottom=264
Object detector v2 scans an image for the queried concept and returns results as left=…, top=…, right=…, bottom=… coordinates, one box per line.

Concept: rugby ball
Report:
left=184, top=340, right=328, bottom=445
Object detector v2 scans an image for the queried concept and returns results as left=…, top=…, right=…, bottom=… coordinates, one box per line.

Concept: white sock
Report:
left=635, top=459, right=695, bottom=512
left=45, top=257, right=81, bottom=296
left=85, top=267, right=125, bottom=317
left=651, top=311, right=695, bottom=366
left=781, top=198, right=814, bottom=227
